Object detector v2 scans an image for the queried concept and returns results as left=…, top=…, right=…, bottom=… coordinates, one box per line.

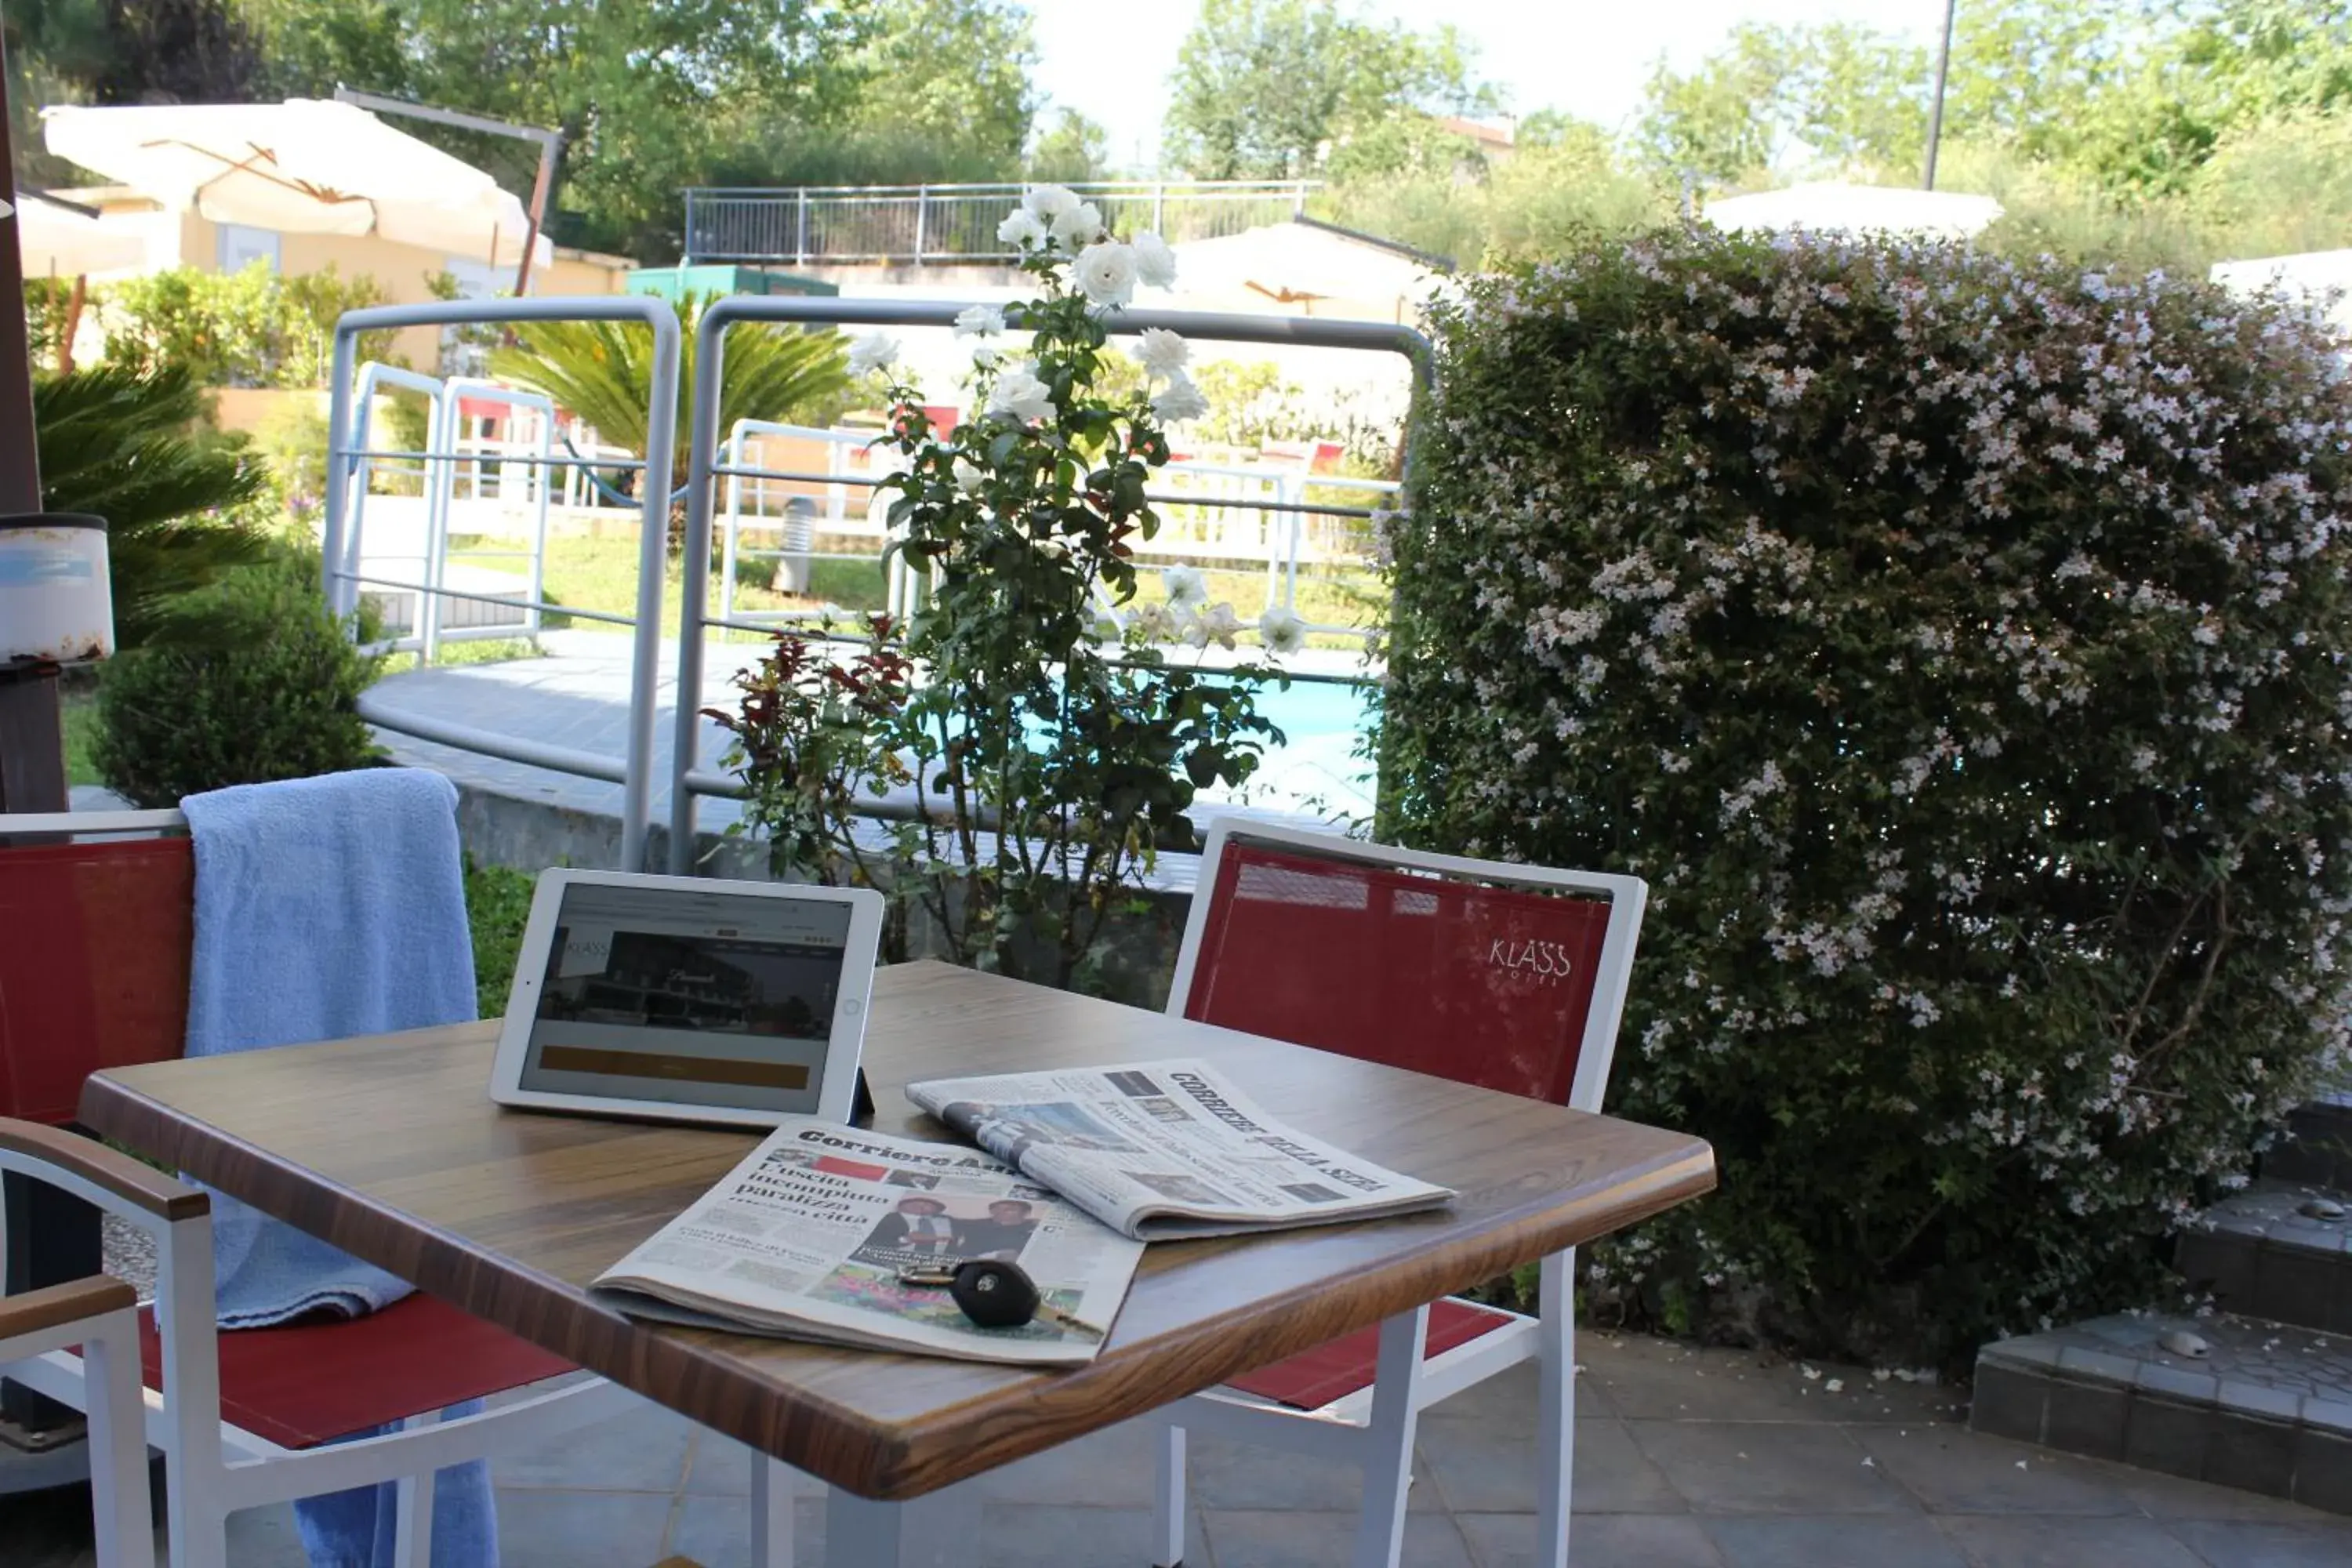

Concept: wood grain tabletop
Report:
left=80, top=960, right=1715, bottom=1500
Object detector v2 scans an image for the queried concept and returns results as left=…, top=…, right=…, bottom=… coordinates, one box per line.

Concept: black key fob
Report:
left=949, top=1258, right=1041, bottom=1329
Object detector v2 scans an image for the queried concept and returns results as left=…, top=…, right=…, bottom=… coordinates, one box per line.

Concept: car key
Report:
left=896, top=1258, right=1103, bottom=1338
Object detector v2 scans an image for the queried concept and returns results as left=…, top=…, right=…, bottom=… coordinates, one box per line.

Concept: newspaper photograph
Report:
left=591, top=1119, right=1142, bottom=1366
left=906, top=1058, right=1454, bottom=1241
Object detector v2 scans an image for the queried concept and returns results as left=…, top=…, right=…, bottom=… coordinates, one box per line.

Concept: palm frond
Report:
left=34, top=363, right=271, bottom=647
left=490, top=293, right=852, bottom=488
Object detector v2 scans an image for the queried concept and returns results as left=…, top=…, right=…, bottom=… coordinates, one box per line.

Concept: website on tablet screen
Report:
left=517, top=883, right=853, bottom=1112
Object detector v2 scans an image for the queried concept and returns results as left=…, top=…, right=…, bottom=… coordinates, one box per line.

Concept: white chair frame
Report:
left=1149, top=818, right=1648, bottom=1568
left=0, top=1270, right=155, bottom=1568
left=0, top=809, right=641, bottom=1568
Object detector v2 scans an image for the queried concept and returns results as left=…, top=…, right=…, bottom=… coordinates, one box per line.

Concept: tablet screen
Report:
left=514, top=880, right=854, bottom=1115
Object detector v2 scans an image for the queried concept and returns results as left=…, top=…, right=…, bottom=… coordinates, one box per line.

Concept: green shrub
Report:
left=1381, top=227, right=2352, bottom=1366
left=98, top=263, right=395, bottom=389
left=93, top=555, right=383, bottom=808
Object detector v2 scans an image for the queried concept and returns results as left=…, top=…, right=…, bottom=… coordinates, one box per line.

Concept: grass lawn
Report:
left=464, top=858, right=537, bottom=1018
left=457, top=531, right=1385, bottom=650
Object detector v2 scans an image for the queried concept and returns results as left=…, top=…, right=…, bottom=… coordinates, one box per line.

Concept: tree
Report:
left=1029, top=108, right=1109, bottom=183
left=488, top=296, right=851, bottom=536
left=1637, top=21, right=1929, bottom=189
left=34, top=363, right=270, bottom=648
left=1162, top=0, right=1492, bottom=180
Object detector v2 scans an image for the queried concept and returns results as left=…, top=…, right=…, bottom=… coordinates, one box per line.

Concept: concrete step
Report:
left=2176, top=1181, right=2352, bottom=1334
left=2265, top=1094, right=2352, bottom=1189
left=1970, top=1311, right=2352, bottom=1513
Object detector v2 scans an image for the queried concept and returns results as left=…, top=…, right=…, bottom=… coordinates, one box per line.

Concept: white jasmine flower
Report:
left=1133, top=328, right=1189, bottom=380
left=1186, top=601, right=1244, bottom=651
left=1133, top=230, right=1177, bottom=289
left=952, top=456, right=985, bottom=494
left=1074, top=241, right=1138, bottom=307
left=1160, top=565, right=1208, bottom=607
left=953, top=303, right=1006, bottom=339
left=1258, top=604, right=1306, bottom=656
left=1022, top=183, right=1080, bottom=220
left=997, top=209, right=1047, bottom=250
left=1051, top=201, right=1103, bottom=250
left=1151, top=372, right=1210, bottom=423
left=985, top=366, right=1054, bottom=423
left=846, top=332, right=898, bottom=379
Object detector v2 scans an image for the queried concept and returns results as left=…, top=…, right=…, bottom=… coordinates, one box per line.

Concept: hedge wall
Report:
left=1380, top=228, right=2352, bottom=1363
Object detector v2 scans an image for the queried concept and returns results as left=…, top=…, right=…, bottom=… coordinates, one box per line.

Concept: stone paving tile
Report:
left=1627, top=1421, right=1918, bottom=1515
left=2163, top=1518, right=2352, bottom=1567
left=495, top=1486, right=674, bottom=1568
left=1417, top=1412, right=1682, bottom=1515
left=492, top=1401, right=695, bottom=1492
left=1201, top=1506, right=1475, bottom=1567
left=1188, top=1429, right=1444, bottom=1512
left=1583, top=1332, right=1967, bottom=1425
left=1459, top=1510, right=1726, bottom=1567
left=1935, top=1513, right=2208, bottom=1567
left=1707, top=1513, right=1973, bottom=1568
left=1852, top=1425, right=2140, bottom=1515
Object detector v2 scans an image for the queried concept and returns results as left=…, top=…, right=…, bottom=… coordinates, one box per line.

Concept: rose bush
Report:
left=1380, top=227, right=2352, bottom=1363
left=712, top=188, right=1294, bottom=992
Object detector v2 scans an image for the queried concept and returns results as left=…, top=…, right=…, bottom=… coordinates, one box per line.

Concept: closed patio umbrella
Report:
left=42, top=99, right=549, bottom=270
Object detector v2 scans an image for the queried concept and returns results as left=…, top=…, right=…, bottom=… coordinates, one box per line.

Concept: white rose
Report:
left=1023, top=183, right=1081, bottom=220
left=953, top=303, right=1007, bottom=338
left=986, top=366, right=1055, bottom=423
left=1258, top=604, right=1306, bottom=656
left=1051, top=201, right=1103, bottom=250
left=971, top=344, right=1004, bottom=371
left=1133, top=328, right=1189, bottom=380
left=847, top=331, right=898, bottom=379
left=1160, top=564, right=1208, bottom=608
left=1186, top=601, right=1244, bottom=652
left=998, top=209, right=1047, bottom=250
left=1133, top=230, right=1178, bottom=289
left=1151, top=372, right=1210, bottom=423
left=1074, top=241, right=1138, bottom=307
left=952, top=456, right=985, bottom=494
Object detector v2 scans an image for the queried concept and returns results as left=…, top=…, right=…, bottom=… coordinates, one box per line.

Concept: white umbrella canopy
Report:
left=10, top=191, right=147, bottom=276
left=1704, top=181, right=2005, bottom=242
left=42, top=99, right=549, bottom=269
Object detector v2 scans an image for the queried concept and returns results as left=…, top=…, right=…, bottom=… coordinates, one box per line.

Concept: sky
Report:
left=1025, top=0, right=1956, bottom=172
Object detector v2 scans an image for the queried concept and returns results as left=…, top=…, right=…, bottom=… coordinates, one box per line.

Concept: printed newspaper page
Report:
left=591, top=1119, right=1142, bottom=1366
left=905, top=1058, right=1454, bottom=1241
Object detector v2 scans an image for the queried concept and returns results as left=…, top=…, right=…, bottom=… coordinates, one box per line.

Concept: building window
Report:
left=216, top=223, right=281, bottom=274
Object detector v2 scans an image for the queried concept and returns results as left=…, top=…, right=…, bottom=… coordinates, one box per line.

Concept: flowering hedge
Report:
left=1381, top=228, right=2352, bottom=1363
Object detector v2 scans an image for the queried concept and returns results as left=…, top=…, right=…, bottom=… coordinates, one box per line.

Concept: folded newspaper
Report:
left=592, top=1120, right=1143, bottom=1365
left=905, top=1058, right=1454, bottom=1241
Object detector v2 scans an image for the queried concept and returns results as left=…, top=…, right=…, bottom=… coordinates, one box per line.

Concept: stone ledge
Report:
left=2176, top=1181, right=2352, bottom=1335
left=1973, top=1312, right=2352, bottom=1512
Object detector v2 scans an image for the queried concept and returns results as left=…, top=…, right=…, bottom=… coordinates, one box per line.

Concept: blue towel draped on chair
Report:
left=183, top=768, right=498, bottom=1568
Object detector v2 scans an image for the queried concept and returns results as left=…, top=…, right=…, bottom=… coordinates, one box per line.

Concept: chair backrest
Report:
left=1168, top=820, right=1646, bottom=1112
left=0, top=811, right=194, bottom=1126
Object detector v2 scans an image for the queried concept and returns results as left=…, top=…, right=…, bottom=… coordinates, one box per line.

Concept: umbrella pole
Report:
left=0, top=13, right=95, bottom=1462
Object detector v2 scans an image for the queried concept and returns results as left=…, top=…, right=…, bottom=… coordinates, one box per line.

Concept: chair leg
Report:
left=1535, top=1248, right=1576, bottom=1568
left=750, top=1453, right=796, bottom=1568
left=1152, top=1424, right=1187, bottom=1567
left=84, top=1316, right=157, bottom=1568
left=164, top=1446, right=227, bottom=1568
left=1349, top=1305, right=1429, bottom=1568
left=390, top=1411, right=439, bottom=1568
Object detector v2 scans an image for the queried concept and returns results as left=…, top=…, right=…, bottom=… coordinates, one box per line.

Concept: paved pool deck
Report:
left=11, top=1332, right=2352, bottom=1566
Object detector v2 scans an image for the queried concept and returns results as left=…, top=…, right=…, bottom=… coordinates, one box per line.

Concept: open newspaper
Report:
left=906, top=1058, right=1453, bottom=1241
left=591, top=1120, right=1142, bottom=1366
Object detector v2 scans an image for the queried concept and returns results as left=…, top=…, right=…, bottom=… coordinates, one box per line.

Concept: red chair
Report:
left=0, top=810, right=636, bottom=1568
left=1148, top=819, right=1646, bottom=1568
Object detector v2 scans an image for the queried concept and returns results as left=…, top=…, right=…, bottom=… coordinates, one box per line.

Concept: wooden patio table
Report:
left=78, top=960, right=1715, bottom=1565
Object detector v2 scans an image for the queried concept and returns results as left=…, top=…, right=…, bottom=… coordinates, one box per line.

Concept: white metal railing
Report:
left=683, top=180, right=1320, bottom=266
left=318, top=296, right=1425, bottom=873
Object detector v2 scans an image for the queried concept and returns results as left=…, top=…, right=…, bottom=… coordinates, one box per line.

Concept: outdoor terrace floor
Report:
left=11, top=1331, right=2352, bottom=1566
